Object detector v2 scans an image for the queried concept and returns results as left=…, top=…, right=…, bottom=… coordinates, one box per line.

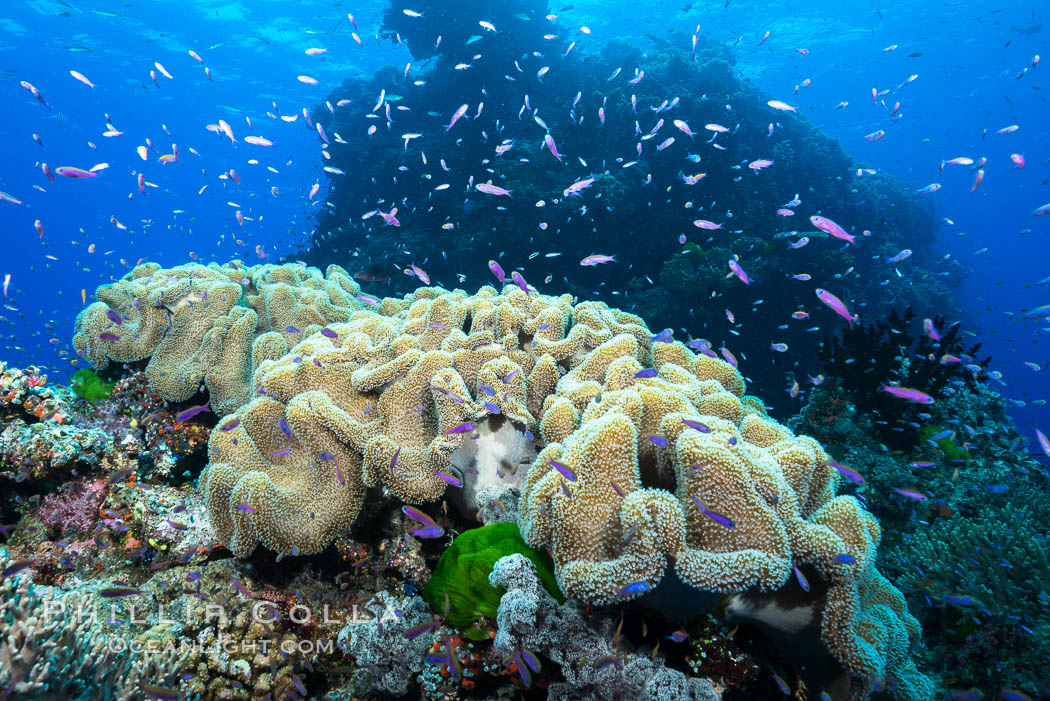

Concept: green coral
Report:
left=423, top=523, right=563, bottom=639
left=70, top=368, right=113, bottom=402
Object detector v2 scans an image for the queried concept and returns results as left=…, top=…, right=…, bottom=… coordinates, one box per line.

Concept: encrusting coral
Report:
left=112, top=261, right=929, bottom=699
left=72, top=260, right=383, bottom=415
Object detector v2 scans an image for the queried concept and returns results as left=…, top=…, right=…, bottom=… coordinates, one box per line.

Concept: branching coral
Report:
left=72, top=261, right=383, bottom=415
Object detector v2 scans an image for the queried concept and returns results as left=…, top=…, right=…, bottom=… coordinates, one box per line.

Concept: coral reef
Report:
left=0, top=550, right=186, bottom=699
left=337, top=590, right=437, bottom=696
left=812, top=308, right=990, bottom=450
left=199, top=283, right=644, bottom=558
left=490, top=553, right=722, bottom=700
left=191, top=275, right=928, bottom=699
left=73, top=261, right=386, bottom=416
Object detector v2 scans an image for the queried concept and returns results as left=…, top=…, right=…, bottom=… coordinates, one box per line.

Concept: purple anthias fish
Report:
left=892, top=487, right=928, bottom=501
left=815, top=288, right=859, bottom=327
left=580, top=253, right=616, bottom=266
left=476, top=182, right=512, bottom=196
left=881, top=384, right=935, bottom=404
left=728, top=259, right=750, bottom=285
left=488, top=259, right=506, bottom=285
left=175, top=401, right=210, bottom=422
left=809, top=215, right=855, bottom=244
left=544, top=133, right=563, bottom=161
left=691, top=494, right=734, bottom=529
left=511, top=270, right=529, bottom=294
left=830, top=459, right=865, bottom=485
left=549, top=458, right=576, bottom=481
left=445, top=103, right=468, bottom=131
left=410, top=264, right=430, bottom=284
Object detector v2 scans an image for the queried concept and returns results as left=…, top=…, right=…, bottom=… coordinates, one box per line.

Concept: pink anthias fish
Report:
left=815, top=288, right=858, bottom=327
left=563, top=177, right=595, bottom=197
left=748, top=159, right=774, bottom=171
left=377, top=207, right=400, bottom=226
left=20, top=81, right=49, bottom=107
left=544, top=133, right=563, bottom=161
left=693, top=219, right=722, bottom=230
left=56, top=166, right=98, bottom=178
left=923, top=318, right=941, bottom=342
left=476, top=182, right=512, bottom=196
left=809, top=215, right=855, bottom=244
left=727, top=259, right=750, bottom=285
left=580, top=254, right=616, bottom=266
left=409, top=263, right=429, bottom=284
left=446, top=103, right=469, bottom=131
left=881, top=384, right=935, bottom=404
left=767, top=99, right=797, bottom=112
left=1035, top=429, right=1050, bottom=458
left=672, top=119, right=696, bottom=137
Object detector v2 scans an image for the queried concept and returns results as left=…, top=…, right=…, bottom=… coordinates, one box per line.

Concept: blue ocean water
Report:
left=2, top=2, right=1050, bottom=697
left=0, top=0, right=1046, bottom=433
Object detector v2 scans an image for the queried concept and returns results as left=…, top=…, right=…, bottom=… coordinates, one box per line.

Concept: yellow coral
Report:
left=183, top=268, right=927, bottom=699
left=73, top=261, right=385, bottom=415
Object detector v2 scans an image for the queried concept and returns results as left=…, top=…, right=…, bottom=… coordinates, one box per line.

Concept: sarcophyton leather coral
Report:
left=72, top=261, right=380, bottom=415
left=194, top=271, right=929, bottom=700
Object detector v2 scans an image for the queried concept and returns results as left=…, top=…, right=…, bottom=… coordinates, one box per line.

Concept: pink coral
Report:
left=37, top=479, right=107, bottom=535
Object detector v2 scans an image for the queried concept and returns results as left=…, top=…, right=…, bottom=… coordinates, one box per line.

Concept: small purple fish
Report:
left=634, top=368, right=658, bottom=378
left=892, top=487, right=928, bottom=501
left=106, top=309, right=123, bottom=326
left=681, top=419, right=710, bottom=433
left=175, top=401, right=210, bottom=422
left=2, top=559, right=36, bottom=577
left=435, top=471, right=463, bottom=487
left=618, top=581, right=652, bottom=596
left=667, top=629, right=688, bottom=643
left=271, top=449, right=294, bottom=457
left=230, top=576, right=252, bottom=597
left=279, top=417, right=291, bottom=439
left=285, top=326, right=301, bottom=333
left=483, top=401, right=501, bottom=414
left=609, top=480, right=624, bottom=497
left=511, top=270, right=529, bottom=294
left=793, top=565, right=810, bottom=592
left=648, top=436, right=669, bottom=446
left=234, top=505, right=257, bottom=513
left=446, top=422, right=475, bottom=434
left=504, top=369, right=519, bottom=383
left=219, top=419, right=241, bottom=431
left=97, top=332, right=120, bottom=341
left=166, top=520, right=188, bottom=531
left=830, top=459, right=865, bottom=485
left=488, top=260, right=506, bottom=285
left=392, top=447, right=401, bottom=469
left=691, top=494, right=734, bottom=528
left=480, top=384, right=495, bottom=397
left=321, top=327, right=338, bottom=338
left=403, top=620, right=439, bottom=639
left=549, top=457, right=576, bottom=481
left=834, top=554, right=856, bottom=564
left=650, top=328, right=673, bottom=343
